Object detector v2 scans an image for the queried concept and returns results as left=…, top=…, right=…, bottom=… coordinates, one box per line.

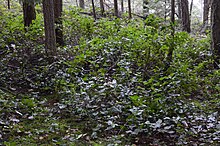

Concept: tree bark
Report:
left=42, top=0, right=57, bottom=57
left=54, top=0, right=64, bottom=46
left=189, top=0, right=193, bottom=19
left=211, top=0, right=220, bottom=68
left=79, top=0, right=85, bottom=9
left=100, top=0, right=105, bottom=15
left=92, top=0, right=96, bottom=19
left=181, top=0, right=191, bottom=33
left=23, top=0, right=36, bottom=28
left=7, top=0, right=10, bottom=9
left=128, top=0, right=131, bottom=19
left=114, top=0, right=119, bottom=17
left=121, top=0, right=124, bottom=13
left=203, top=0, right=211, bottom=24
left=177, top=0, right=182, bottom=21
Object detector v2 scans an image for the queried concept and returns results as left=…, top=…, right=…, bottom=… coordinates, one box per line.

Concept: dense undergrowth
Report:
left=0, top=4, right=220, bottom=145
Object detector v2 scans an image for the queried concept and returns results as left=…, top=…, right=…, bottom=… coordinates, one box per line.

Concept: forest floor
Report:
left=0, top=4, right=220, bottom=146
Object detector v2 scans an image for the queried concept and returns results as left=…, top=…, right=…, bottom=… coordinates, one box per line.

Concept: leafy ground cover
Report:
left=0, top=5, right=220, bottom=145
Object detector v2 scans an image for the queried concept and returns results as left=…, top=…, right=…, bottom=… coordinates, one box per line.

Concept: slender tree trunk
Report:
left=166, top=0, right=175, bottom=70
left=177, top=0, right=182, bottom=21
left=203, top=0, right=210, bottom=24
left=202, top=0, right=211, bottom=32
left=54, top=0, right=64, bottom=46
left=42, top=0, right=57, bottom=57
left=121, top=0, right=124, bottom=13
left=164, top=0, right=167, bottom=21
left=7, top=0, right=10, bottom=9
left=92, top=0, right=96, bottom=19
left=189, top=0, right=193, bottom=19
left=128, top=0, right=131, bottom=19
left=114, top=0, right=119, bottom=17
left=100, top=0, right=105, bottom=15
left=211, top=0, right=220, bottom=68
left=79, top=0, right=85, bottom=9
left=181, top=0, right=191, bottom=33
left=23, top=0, right=36, bottom=28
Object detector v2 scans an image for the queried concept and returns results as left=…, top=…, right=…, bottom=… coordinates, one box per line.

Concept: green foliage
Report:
left=0, top=6, right=219, bottom=146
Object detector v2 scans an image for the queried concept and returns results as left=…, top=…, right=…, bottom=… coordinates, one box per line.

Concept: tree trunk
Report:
left=181, top=0, right=191, bottom=33
left=79, top=0, right=85, bottom=9
left=92, top=0, right=96, bottom=19
left=7, top=0, right=10, bottom=9
left=177, top=0, right=182, bottom=21
left=114, top=0, right=119, bottom=17
left=42, top=0, right=57, bottom=57
left=128, top=0, right=131, bottom=19
left=211, top=0, right=220, bottom=68
left=23, top=0, right=36, bottom=28
left=100, top=0, right=105, bottom=15
left=166, top=0, right=175, bottom=70
left=54, top=0, right=64, bottom=46
left=189, top=0, right=193, bottom=19
left=203, top=0, right=210, bottom=24
left=121, top=0, right=124, bottom=13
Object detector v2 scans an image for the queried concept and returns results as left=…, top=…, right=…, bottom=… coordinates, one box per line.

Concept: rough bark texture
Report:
left=100, top=0, right=105, bottom=15
left=42, top=0, right=57, bottom=57
left=128, top=0, right=131, bottom=19
left=181, top=0, right=191, bottom=33
left=114, top=0, right=119, bottom=17
left=211, top=0, right=220, bottom=68
left=54, top=0, right=64, bottom=46
left=23, top=1, right=36, bottom=27
left=79, top=0, right=85, bottom=9
left=7, top=0, right=10, bottom=9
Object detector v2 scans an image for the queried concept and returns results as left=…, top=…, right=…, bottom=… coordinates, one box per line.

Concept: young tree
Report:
left=92, top=0, right=96, bottom=19
left=7, top=0, right=10, bottom=9
left=211, top=0, right=220, bottom=68
left=54, top=0, right=64, bottom=46
left=114, top=0, right=119, bottom=17
left=121, top=0, right=124, bottom=13
left=79, top=0, right=85, bottom=9
left=202, top=0, right=211, bottom=32
left=180, top=0, right=190, bottom=33
left=128, top=0, right=131, bottom=19
left=100, top=0, right=104, bottom=15
left=42, top=0, right=57, bottom=57
left=22, top=0, right=36, bottom=28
